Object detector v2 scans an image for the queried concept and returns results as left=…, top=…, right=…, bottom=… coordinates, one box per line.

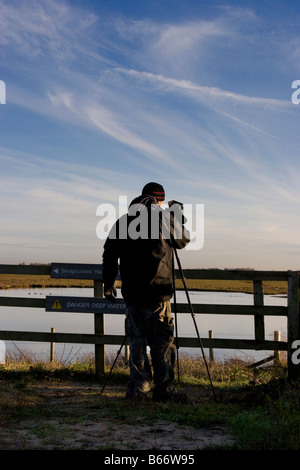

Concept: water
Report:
left=0, top=287, right=287, bottom=363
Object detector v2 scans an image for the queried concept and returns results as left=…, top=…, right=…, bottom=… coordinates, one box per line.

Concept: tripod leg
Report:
left=174, top=250, right=217, bottom=402
left=101, top=336, right=127, bottom=394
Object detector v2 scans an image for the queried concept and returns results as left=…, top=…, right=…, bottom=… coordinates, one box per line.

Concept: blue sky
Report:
left=0, top=0, right=300, bottom=270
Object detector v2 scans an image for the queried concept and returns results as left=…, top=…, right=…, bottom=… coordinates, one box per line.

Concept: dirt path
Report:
left=0, top=381, right=235, bottom=450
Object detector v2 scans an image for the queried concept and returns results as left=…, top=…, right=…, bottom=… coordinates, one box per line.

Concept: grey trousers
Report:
left=125, top=300, right=176, bottom=399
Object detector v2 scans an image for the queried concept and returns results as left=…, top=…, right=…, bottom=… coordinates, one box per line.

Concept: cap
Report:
left=142, top=182, right=165, bottom=202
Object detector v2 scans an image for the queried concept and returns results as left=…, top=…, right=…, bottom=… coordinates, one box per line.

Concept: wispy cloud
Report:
left=0, top=0, right=97, bottom=60
left=0, top=149, right=139, bottom=203
left=115, top=68, right=292, bottom=110
left=0, top=147, right=143, bottom=260
left=1, top=0, right=300, bottom=268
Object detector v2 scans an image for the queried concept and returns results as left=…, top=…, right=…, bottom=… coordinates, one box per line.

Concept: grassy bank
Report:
left=0, top=354, right=299, bottom=450
left=0, top=273, right=288, bottom=295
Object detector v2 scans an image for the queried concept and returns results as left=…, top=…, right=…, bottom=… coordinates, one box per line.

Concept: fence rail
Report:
left=0, top=263, right=299, bottom=379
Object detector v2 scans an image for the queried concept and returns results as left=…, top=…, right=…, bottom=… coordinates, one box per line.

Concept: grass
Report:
left=0, top=352, right=299, bottom=450
left=0, top=273, right=95, bottom=289
left=0, top=273, right=288, bottom=295
left=0, top=274, right=294, bottom=449
left=0, top=273, right=294, bottom=449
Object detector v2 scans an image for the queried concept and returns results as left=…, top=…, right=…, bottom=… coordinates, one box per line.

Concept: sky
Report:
left=0, top=0, right=300, bottom=270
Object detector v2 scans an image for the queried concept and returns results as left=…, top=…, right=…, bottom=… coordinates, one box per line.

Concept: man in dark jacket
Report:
left=102, top=182, right=190, bottom=401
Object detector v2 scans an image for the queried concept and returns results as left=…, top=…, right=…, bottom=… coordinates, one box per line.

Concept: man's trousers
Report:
left=125, top=300, right=176, bottom=400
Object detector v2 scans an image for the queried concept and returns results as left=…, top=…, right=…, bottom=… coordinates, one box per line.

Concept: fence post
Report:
left=0, top=340, right=6, bottom=364
left=50, top=327, right=55, bottom=363
left=273, top=331, right=281, bottom=366
left=209, top=330, right=214, bottom=362
left=125, top=344, right=129, bottom=364
left=287, top=271, right=300, bottom=380
left=253, top=280, right=265, bottom=346
left=94, top=279, right=105, bottom=376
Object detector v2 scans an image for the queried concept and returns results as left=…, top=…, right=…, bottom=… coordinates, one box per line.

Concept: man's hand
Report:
left=167, top=200, right=187, bottom=224
left=104, top=286, right=117, bottom=303
left=168, top=200, right=183, bottom=210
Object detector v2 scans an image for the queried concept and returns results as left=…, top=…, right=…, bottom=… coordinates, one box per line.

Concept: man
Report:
left=102, top=182, right=190, bottom=401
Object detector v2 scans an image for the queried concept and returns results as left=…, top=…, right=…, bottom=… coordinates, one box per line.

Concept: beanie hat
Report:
left=142, top=182, right=165, bottom=202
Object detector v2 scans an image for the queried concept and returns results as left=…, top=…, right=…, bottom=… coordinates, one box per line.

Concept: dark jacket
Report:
left=102, top=195, right=190, bottom=305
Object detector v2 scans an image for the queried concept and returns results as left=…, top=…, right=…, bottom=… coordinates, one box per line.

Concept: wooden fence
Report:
left=0, top=263, right=299, bottom=379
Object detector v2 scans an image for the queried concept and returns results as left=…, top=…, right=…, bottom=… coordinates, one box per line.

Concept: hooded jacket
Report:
left=102, top=195, right=190, bottom=305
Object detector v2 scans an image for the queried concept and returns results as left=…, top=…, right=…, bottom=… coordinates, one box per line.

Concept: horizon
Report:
left=1, top=0, right=300, bottom=271
left=5, top=261, right=300, bottom=273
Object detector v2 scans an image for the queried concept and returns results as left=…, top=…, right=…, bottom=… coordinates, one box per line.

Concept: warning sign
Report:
left=45, top=296, right=127, bottom=314
left=52, top=300, right=62, bottom=310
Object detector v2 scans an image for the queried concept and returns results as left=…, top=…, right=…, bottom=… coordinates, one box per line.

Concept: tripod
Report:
left=173, top=249, right=217, bottom=401
left=100, top=335, right=127, bottom=394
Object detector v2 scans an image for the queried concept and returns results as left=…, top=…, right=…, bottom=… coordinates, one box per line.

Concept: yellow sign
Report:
left=51, top=300, right=62, bottom=310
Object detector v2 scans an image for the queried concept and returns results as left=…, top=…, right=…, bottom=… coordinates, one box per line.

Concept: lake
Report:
left=0, top=287, right=287, bottom=363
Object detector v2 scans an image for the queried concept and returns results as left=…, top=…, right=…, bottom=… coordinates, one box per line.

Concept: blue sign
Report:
left=45, top=296, right=127, bottom=314
left=51, top=263, right=103, bottom=279
left=51, top=263, right=121, bottom=280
